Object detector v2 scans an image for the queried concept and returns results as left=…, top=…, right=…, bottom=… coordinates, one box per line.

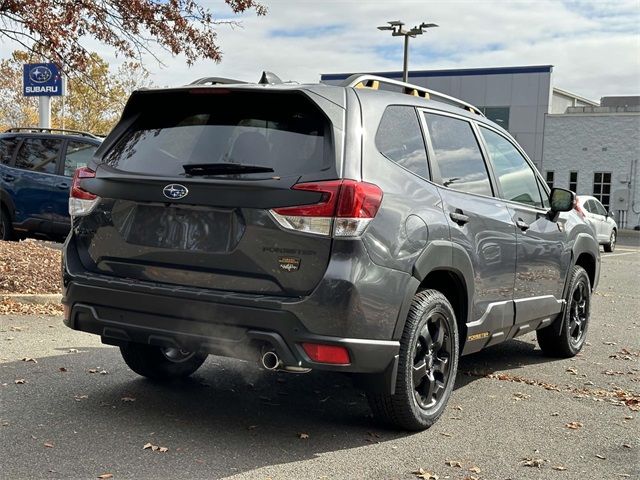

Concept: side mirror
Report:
left=549, top=188, right=575, bottom=213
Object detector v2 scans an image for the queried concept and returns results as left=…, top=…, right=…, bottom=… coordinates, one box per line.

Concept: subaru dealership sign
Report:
left=23, top=63, right=64, bottom=96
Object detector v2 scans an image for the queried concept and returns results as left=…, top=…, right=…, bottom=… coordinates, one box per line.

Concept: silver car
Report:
left=577, top=195, right=618, bottom=252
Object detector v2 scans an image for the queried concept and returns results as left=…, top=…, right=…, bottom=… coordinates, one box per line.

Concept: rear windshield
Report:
left=103, top=91, right=331, bottom=178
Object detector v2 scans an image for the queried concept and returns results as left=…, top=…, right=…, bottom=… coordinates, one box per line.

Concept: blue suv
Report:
left=0, top=128, right=101, bottom=241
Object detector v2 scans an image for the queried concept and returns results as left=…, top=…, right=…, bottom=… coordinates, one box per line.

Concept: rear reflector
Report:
left=69, top=167, right=100, bottom=217
left=270, top=180, right=383, bottom=237
left=301, top=343, right=351, bottom=365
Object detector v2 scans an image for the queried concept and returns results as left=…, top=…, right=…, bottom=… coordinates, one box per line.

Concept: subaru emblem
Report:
left=163, top=184, right=189, bottom=200
left=29, top=65, right=53, bottom=84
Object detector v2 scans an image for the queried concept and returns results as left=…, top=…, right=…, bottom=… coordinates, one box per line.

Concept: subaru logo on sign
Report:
left=163, top=184, right=189, bottom=200
left=29, top=65, right=53, bottom=83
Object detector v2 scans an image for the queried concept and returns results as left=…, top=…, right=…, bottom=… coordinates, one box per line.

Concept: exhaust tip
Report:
left=261, top=351, right=280, bottom=370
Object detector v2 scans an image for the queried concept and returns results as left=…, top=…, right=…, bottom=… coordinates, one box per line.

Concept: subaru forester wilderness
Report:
left=62, top=73, right=600, bottom=430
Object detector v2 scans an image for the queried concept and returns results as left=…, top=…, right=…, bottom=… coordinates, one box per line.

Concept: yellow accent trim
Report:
left=468, top=332, right=490, bottom=341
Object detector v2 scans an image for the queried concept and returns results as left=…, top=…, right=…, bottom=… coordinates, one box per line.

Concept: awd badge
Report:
left=278, top=257, right=300, bottom=272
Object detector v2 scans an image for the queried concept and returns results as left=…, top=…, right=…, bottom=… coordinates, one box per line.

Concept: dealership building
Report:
left=321, top=66, right=640, bottom=228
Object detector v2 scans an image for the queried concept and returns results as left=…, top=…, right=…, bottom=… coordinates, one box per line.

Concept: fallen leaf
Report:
left=59, top=367, right=67, bottom=372
left=552, top=465, right=567, bottom=471
left=453, top=405, right=463, bottom=411
left=412, top=468, right=438, bottom=480
left=158, top=447, right=168, bottom=453
left=151, top=445, right=159, bottom=451
left=97, top=475, right=113, bottom=479
left=14, top=379, right=26, bottom=384
left=298, top=433, right=309, bottom=439
left=143, top=443, right=153, bottom=450
left=622, top=444, right=631, bottom=449
left=521, top=458, right=545, bottom=468
left=565, top=421, right=583, bottom=429
left=551, top=412, right=560, bottom=416
left=121, top=396, right=136, bottom=402
left=445, top=460, right=462, bottom=467
left=21, top=357, right=37, bottom=364
left=595, top=454, right=606, bottom=459
left=44, top=442, right=54, bottom=448
left=439, top=432, right=452, bottom=437
left=469, top=466, right=481, bottom=473
left=67, top=348, right=79, bottom=353
left=603, top=341, right=617, bottom=346
left=74, top=395, right=88, bottom=401
left=513, top=392, right=531, bottom=400
left=88, top=369, right=98, bottom=374
left=566, top=367, right=578, bottom=375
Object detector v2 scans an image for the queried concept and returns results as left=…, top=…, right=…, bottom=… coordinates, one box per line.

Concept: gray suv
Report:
left=62, top=74, right=600, bottom=430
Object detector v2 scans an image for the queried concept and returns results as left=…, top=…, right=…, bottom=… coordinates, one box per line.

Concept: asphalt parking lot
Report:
left=1, top=244, right=638, bottom=480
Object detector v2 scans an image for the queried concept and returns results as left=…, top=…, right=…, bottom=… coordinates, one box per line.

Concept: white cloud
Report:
left=1, top=0, right=638, bottom=99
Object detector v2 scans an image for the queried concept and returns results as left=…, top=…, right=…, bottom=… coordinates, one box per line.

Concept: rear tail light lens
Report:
left=302, top=343, right=351, bottom=365
left=69, top=167, right=100, bottom=217
left=574, top=198, right=586, bottom=219
left=270, top=180, right=383, bottom=237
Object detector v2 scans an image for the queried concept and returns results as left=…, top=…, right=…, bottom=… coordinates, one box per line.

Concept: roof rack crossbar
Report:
left=4, top=127, right=100, bottom=139
left=189, top=77, right=248, bottom=86
left=342, top=74, right=485, bottom=117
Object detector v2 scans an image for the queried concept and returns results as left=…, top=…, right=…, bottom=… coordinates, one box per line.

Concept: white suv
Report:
left=577, top=195, right=618, bottom=252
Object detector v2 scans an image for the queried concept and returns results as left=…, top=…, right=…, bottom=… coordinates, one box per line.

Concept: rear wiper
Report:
left=183, top=163, right=274, bottom=176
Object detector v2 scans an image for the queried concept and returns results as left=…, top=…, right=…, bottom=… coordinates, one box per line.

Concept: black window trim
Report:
left=475, top=122, right=549, bottom=212
left=62, top=138, right=100, bottom=177
left=375, top=104, right=432, bottom=183
left=417, top=107, right=498, bottom=201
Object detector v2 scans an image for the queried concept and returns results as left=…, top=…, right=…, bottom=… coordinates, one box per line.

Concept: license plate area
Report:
left=110, top=200, right=245, bottom=253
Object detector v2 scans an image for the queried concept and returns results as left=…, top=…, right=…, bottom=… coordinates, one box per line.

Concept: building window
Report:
left=478, top=106, right=510, bottom=131
left=569, top=171, right=578, bottom=192
left=545, top=171, right=554, bottom=189
left=592, top=172, right=612, bottom=210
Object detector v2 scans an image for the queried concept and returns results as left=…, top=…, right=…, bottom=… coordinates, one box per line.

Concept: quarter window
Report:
left=0, top=137, right=20, bottom=165
left=14, top=138, right=62, bottom=174
left=592, top=172, right=611, bottom=210
left=64, top=141, right=98, bottom=176
left=376, top=106, right=429, bottom=178
left=422, top=112, right=492, bottom=197
left=480, top=127, right=543, bottom=208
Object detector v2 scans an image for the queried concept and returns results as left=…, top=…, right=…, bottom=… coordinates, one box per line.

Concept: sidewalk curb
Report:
left=1, top=294, right=62, bottom=305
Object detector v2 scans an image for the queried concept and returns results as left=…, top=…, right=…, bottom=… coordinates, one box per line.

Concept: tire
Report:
left=537, top=265, right=591, bottom=358
left=120, top=343, right=207, bottom=381
left=366, top=290, right=459, bottom=431
left=603, top=229, right=616, bottom=253
left=0, top=206, right=14, bottom=241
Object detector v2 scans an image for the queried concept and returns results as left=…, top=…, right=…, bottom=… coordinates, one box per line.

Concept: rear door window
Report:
left=103, top=92, right=330, bottom=178
left=64, top=141, right=98, bottom=176
left=422, top=112, right=493, bottom=197
left=376, top=106, right=429, bottom=178
left=0, top=137, right=20, bottom=165
left=14, top=138, right=62, bottom=175
left=479, top=127, right=543, bottom=208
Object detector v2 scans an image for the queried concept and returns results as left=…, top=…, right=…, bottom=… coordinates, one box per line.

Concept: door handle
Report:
left=56, top=183, right=70, bottom=190
left=449, top=210, right=470, bottom=226
left=2, top=174, right=15, bottom=182
left=516, top=218, right=530, bottom=231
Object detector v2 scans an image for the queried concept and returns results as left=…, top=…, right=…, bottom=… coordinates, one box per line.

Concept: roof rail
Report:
left=342, top=74, right=484, bottom=117
left=4, top=127, right=101, bottom=139
left=189, top=77, right=247, bottom=86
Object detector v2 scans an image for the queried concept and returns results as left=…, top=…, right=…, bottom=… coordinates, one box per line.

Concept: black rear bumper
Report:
left=63, top=278, right=399, bottom=374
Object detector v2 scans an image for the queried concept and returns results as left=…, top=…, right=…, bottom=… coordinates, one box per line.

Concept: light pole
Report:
left=377, top=21, right=438, bottom=83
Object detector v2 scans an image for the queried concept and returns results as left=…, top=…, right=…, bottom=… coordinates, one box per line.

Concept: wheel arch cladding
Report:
left=394, top=241, right=474, bottom=349
left=571, top=233, right=598, bottom=291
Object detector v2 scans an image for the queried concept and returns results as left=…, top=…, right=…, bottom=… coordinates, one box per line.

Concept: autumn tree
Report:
left=0, top=0, right=266, bottom=78
left=0, top=51, right=151, bottom=134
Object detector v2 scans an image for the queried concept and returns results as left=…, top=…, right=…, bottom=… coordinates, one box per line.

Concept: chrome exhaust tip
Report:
left=261, top=351, right=281, bottom=370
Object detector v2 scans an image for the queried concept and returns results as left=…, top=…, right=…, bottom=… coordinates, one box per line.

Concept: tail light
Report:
left=69, top=167, right=100, bottom=217
left=270, top=179, right=383, bottom=237
left=574, top=198, right=586, bottom=219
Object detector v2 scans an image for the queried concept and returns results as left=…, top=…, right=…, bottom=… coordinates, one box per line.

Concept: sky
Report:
left=2, top=0, right=639, bottom=100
